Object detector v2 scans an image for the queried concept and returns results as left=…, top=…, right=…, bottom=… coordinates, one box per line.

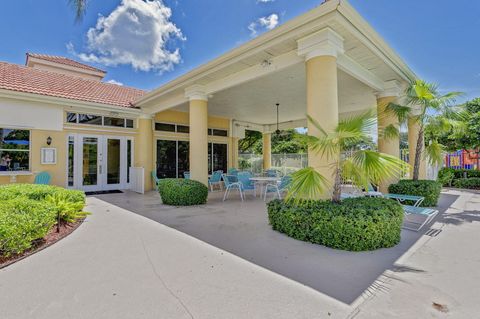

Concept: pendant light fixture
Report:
left=275, top=103, right=281, bottom=135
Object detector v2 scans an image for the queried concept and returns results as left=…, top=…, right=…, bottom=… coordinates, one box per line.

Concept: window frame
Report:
left=0, top=128, right=31, bottom=173
left=66, top=112, right=135, bottom=129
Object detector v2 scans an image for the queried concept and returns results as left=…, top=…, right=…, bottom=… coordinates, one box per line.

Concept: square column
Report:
left=408, top=117, right=427, bottom=179
left=262, top=133, right=272, bottom=170
left=298, top=28, right=343, bottom=198
left=135, top=116, right=154, bottom=191
left=186, top=85, right=209, bottom=185
left=376, top=81, right=402, bottom=192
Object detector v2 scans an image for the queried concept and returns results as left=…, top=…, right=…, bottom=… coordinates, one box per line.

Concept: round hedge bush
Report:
left=158, top=179, right=208, bottom=206
left=267, top=197, right=404, bottom=251
left=388, top=179, right=441, bottom=207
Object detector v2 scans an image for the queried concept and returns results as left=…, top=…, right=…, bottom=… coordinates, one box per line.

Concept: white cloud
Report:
left=248, top=13, right=279, bottom=37
left=75, top=0, right=184, bottom=73
left=106, top=79, right=123, bottom=86
left=257, top=0, right=275, bottom=3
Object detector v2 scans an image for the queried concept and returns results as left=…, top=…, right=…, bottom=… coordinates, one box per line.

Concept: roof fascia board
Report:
left=336, top=0, right=416, bottom=82
left=135, top=2, right=340, bottom=106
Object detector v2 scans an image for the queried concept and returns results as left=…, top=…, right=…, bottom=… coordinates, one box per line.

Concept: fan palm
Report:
left=68, top=0, right=87, bottom=22
left=287, top=111, right=409, bottom=203
left=386, top=80, right=462, bottom=180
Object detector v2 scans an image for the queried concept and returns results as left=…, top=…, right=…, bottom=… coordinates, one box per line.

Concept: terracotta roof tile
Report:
left=26, top=53, right=106, bottom=73
left=0, top=61, right=145, bottom=108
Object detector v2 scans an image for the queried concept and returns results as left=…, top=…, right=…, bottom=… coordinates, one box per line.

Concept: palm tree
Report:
left=287, top=111, right=409, bottom=203
left=387, top=80, right=462, bottom=180
left=68, top=0, right=87, bottom=22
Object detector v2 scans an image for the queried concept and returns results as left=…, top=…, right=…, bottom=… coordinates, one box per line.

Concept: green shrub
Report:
left=437, top=169, right=455, bottom=187
left=453, top=178, right=480, bottom=189
left=0, top=184, right=85, bottom=203
left=158, top=179, right=208, bottom=206
left=0, top=198, right=56, bottom=257
left=388, top=179, right=442, bottom=207
left=438, top=167, right=480, bottom=181
left=45, top=193, right=90, bottom=223
left=267, top=197, right=403, bottom=251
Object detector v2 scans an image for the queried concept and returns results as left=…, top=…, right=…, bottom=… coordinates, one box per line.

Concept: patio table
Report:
left=249, top=177, right=281, bottom=197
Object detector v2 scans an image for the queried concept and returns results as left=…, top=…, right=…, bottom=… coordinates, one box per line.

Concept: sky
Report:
left=0, top=0, right=478, bottom=103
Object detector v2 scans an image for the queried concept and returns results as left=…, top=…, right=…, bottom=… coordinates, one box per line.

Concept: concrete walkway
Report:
left=0, top=197, right=348, bottom=319
left=1, top=190, right=479, bottom=318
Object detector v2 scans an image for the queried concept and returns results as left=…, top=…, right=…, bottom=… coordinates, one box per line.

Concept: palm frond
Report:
left=350, top=150, right=410, bottom=185
left=380, top=123, right=400, bottom=140
left=69, top=0, right=87, bottom=22
left=286, top=167, right=330, bottom=202
left=385, top=103, right=411, bottom=123
left=424, top=140, right=445, bottom=166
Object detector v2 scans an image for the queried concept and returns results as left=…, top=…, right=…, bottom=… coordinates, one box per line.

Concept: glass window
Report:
left=68, top=136, right=75, bottom=187
left=126, top=139, right=132, bottom=183
left=177, top=141, right=189, bottom=178
left=78, top=114, right=102, bottom=125
left=126, top=119, right=134, bottom=128
left=0, top=129, right=30, bottom=171
left=212, top=143, right=228, bottom=173
left=156, top=140, right=177, bottom=178
left=104, top=117, right=125, bottom=128
left=176, top=125, right=190, bottom=133
left=82, top=137, right=98, bottom=186
left=66, top=112, right=77, bottom=123
left=212, top=129, right=228, bottom=137
left=155, top=123, right=176, bottom=132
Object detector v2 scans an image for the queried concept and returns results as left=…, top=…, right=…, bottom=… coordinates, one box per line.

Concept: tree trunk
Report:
left=332, top=166, right=342, bottom=203
left=412, top=126, right=424, bottom=181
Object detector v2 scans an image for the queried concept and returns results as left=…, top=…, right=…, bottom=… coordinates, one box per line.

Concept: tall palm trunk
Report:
left=332, top=166, right=342, bottom=203
left=412, top=126, right=424, bottom=181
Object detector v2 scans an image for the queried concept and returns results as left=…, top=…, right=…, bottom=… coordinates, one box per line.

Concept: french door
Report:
left=67, top=134, right=133, bottom=191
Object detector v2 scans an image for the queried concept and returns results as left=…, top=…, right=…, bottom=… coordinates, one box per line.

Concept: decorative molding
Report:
left=297, top=27, right=345, bottom=60
left=376, top=80, right=402, bottom=98
left=185, top=84, right=208, bottom=101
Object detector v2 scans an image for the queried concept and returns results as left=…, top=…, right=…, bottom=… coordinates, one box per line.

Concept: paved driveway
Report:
left=96, top=190, right=459, bottom=305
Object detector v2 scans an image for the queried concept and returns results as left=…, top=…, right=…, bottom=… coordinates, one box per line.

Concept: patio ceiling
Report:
left=172, top=63, right=377, bottom=125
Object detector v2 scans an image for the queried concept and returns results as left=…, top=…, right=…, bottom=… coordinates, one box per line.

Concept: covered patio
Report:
left=94, top=190, right=460, bottom=305
left=135, top=0, right=426, bottom=193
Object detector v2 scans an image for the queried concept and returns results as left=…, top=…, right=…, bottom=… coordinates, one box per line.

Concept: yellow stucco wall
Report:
left=0, top=129, right=67, bottom=186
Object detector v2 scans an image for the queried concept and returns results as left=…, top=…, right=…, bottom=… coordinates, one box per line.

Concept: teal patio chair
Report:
left=227, top=168, right=239, bottom=176
left=237, top=171, right=256, bottom=197
left=208, top=170, right=223, bottom=191
left=264, top=175, right=291, bottom=201
left=34, top=171, right=51, bottom=185
left=264, top=169, right=278, bottom=177
left=222, top=174, right=243, bottom=201
left=184, top=171, right=190, bottom=179
left=151, top=170, right=160, bottom=187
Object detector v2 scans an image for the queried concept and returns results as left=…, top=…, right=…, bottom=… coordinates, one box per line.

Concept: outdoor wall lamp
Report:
left=46, top=136, right=52, bottom=146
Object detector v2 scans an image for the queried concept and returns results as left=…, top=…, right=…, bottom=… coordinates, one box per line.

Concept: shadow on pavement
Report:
left=94, top=191, right=459, bottom=305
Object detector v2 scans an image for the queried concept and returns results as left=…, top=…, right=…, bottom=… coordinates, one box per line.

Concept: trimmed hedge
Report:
left=453, top=178, right=480, bottom=190
left=267, top=197, right=404, bottom=252
left=0, top=198, right=56, bottom=257
left=388, top=180, right=442, bottom=207
left=158, top=179, right=208, bottom=206
left=0, top=184, right=87, bottom=257
left=438, top=167, right=480, bottom=180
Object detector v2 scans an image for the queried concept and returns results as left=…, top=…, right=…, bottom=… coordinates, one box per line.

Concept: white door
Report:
left=68, top=134, right=133, bottom=192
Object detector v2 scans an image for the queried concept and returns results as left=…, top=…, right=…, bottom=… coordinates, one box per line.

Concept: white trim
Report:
left=185, top=84, right=208, bottom=101
left=337, top=54, right=384, bottom=92
left=376, top=80, right=402, bottom=98
left=26, top=56, right=106, bottom=78
left=297, top=27, right=345, bottom=60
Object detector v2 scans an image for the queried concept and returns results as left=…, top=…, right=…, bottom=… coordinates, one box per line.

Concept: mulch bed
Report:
left=0, top=219, right=85, bottom=269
